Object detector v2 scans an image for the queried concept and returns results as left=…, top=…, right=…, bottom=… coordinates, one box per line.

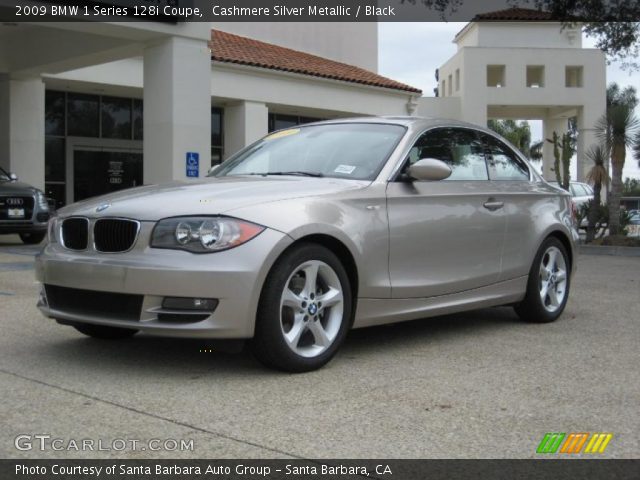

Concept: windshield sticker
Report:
left=265, top=129, right=300, bottom=141
left=334, top=165, right=356, bottom=175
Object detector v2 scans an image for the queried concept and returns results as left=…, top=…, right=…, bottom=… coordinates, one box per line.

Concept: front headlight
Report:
left=150, top=216, right=265, bottom=253
left=36, top=191, right=49, bottom=210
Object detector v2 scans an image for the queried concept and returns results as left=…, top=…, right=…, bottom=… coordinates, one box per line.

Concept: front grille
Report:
left=61, top=217, right=89, bottom=250
left=45, top=285, right=143, bottom=321
left=0, top=196, right=34, bottom=220
left=94, top=218, right=139, bottom=253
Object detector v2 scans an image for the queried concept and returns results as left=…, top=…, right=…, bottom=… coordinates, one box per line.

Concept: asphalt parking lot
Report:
left=0, top=235, right=638, bottom=459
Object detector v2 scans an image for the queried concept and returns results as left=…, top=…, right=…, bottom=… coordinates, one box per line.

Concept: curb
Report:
left=579, top=245, right=640, bottom=257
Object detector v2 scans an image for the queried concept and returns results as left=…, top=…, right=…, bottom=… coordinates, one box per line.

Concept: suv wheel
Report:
left=20, top=232, right=46, bottom=244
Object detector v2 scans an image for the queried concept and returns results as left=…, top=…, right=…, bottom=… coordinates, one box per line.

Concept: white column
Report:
left=542, top=117, right=567, bottom=182
left=143, top=37, right=211, bottom=184
left=223, top=101, right=268, bottom=159
left=0, top=75, right=45, bottom=189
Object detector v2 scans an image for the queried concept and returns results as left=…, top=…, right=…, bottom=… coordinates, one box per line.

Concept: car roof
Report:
left=308, top=116, right=499, bottom=134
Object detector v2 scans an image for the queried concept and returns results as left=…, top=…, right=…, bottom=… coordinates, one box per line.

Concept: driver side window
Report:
left=407, top=128, right=489, bottom=181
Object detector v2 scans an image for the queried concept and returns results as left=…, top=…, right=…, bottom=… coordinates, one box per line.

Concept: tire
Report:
left=73, top=323, right=139, bottom=339
left=514, top=237, right=571, bottom=323
left=251, top=243, right=353, bottom=372
left=20, top=232, right=46, bottom=244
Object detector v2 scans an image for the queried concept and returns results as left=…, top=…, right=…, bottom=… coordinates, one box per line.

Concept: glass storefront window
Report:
left=45, top=91, right=65, bottom=136
left=133, top=99, right=143, bottom=140
left=268, top=113, right=325, bottom=132
left=67, top=93, right=99, bottom=137
left=212, top=107, right=223, bottom=147
left=211, top=148, right=223, bottom=167
left=101, top=96, right=132, bottom=139
left=44, top=183, right=66, bottom=209
left=45, top=137, right=65, bottom=182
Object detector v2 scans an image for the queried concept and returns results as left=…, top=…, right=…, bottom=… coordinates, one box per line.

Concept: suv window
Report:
left=480, top=134, right=530, bottom=181
left=0, top=167, right=10, bottom=182
left=570, top=184, right=583, bottom=196
left=407, top=128, right=488, bottom=180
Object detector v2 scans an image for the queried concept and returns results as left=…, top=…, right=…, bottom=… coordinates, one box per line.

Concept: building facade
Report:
left=0, top=9, right=606, bottom=208
left=422, top=9, right=606, bottom=181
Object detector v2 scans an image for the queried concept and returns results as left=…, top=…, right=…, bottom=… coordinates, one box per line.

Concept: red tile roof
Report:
left=473, top=7, right=565, bottom=21
left=210, top=30, right=422, bottom=94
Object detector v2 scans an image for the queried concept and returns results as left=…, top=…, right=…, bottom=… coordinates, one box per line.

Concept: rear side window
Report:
left=481, top=134, right=530, bottom=181
left=407, top=128, right=489, bottom=181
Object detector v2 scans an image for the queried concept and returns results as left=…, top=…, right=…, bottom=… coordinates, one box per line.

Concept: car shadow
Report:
left=0, top=236, right=43, bottom=255
left=35, top=306, right=523, bottom=376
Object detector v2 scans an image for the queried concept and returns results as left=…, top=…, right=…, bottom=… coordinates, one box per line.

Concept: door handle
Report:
left=483, top=199, right=504, bottom=211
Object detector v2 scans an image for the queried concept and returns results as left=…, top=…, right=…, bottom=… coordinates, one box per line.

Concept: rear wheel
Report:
left=515, top=237, right=570, bottom=323
left=73, top=323, right=138, bottom=339
left=20, top=232, right=46, bottom=244
left=251, top=243, right=352, bottom=372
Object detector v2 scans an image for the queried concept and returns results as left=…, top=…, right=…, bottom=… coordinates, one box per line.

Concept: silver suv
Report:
left=0, top=166, right=50, bottom=244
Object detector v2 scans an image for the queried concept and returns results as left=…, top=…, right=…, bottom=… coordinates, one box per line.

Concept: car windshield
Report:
left=0, top=166, right=10, bottom=182
left=214, top=123, right=406, bottom=181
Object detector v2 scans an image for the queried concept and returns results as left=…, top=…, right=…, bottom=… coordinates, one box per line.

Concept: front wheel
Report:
left=20, top=232, right=46, bottom=244
left=515, top=237, right=571, bottom=323
left=251, top=243, right=352, bottom=372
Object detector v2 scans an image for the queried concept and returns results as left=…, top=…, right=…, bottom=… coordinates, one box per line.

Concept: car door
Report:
left=477, top=132, right=539, bottom=281
left=386, top=127, right=506, bottom=298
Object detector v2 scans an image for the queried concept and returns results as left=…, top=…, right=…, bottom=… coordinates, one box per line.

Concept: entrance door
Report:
left=73, top=148, right=142, bottom=202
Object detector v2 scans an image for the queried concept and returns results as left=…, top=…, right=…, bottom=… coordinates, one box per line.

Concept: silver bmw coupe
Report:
left=36, top=117, right=577, bottom=372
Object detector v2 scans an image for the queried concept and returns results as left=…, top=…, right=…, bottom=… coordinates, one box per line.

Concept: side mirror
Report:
left=9, top=173, right=18, bottom=181
left=408, top=158, right=452, bottom=181
left=208, top=165, right=221, bottom=176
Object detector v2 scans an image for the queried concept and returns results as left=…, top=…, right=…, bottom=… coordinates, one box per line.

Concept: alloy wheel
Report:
left=279, top=260, right=344, bottom=358
left=538, top=246, right=568, bottom=313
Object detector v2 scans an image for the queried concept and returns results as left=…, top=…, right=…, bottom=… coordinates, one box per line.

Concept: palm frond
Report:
left=585, top=144, right=610, bottom=188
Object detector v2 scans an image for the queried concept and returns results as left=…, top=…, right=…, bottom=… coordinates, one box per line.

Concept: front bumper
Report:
left=35, top=224, right=292, bottom=338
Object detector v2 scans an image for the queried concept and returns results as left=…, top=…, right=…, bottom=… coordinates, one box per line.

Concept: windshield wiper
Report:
left=244, top=171, right=324, bottom=178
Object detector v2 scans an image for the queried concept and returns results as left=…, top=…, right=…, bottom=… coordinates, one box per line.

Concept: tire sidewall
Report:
left=253, top=243, right=353, bottom=371
left=523, top=237, right=571, bottom=322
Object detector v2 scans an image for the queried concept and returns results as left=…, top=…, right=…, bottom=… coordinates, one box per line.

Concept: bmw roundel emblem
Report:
left=96, top=203, right=111, bottom=213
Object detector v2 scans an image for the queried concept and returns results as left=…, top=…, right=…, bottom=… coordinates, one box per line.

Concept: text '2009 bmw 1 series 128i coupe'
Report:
left=36, top=117, right=578, bottom=372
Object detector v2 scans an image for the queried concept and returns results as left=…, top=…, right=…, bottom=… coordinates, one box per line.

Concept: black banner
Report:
left=3, top=459, right=640, bottom=480
left=1, top=0, right=639, bottom=22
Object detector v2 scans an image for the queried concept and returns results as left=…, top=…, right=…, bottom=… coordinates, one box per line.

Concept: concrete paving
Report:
left=0, top=235, right=638, bottom=459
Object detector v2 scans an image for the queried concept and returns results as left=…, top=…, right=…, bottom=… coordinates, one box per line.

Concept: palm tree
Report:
left=634, top=130, right=640, bottom=168
left=595, top=84, right=640, bottom=235
left=529, top=140, right=544, bottom=162
left=487, top=119, right=534, bottom=159
left=606, top=83, right=638, bottom=110
left=584, top=145, right=610, bottom=242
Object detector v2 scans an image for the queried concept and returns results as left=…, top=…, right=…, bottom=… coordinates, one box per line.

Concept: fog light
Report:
left=162, top=297, right=218, bottom=311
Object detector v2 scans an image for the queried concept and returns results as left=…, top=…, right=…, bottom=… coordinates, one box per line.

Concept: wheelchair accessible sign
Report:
left=186, top=152, right=199, bottom=178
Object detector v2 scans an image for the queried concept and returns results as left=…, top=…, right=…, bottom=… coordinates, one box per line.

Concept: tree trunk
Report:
left=586, top=183, right=602, bottom=243
left=607, top=145, right=625, bottom=236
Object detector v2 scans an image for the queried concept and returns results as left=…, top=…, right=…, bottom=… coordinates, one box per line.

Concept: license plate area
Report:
left=8, top=208, right=25, bottom=218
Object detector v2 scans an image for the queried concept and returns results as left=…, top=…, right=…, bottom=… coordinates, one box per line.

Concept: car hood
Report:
left=0, top=180, right=38, bottom=195
left=58, top=176, right=369, bottom=221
